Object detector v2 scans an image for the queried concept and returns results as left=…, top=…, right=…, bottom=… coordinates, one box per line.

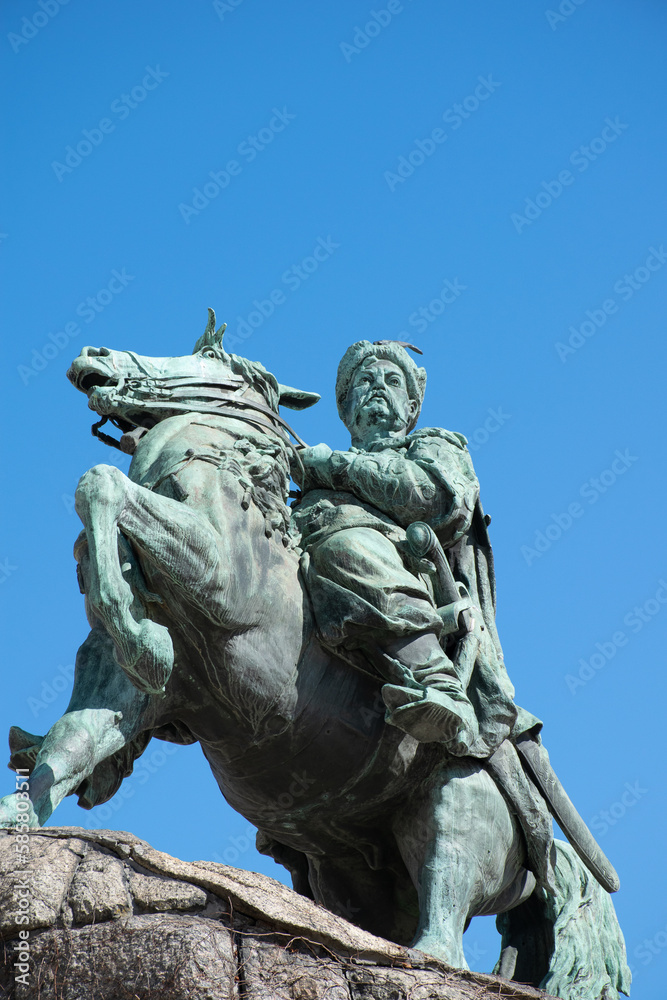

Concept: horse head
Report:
left=67, top=308, right=320, bottom=442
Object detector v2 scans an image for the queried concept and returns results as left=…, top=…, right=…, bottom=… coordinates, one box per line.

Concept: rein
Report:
left=92, top=416, right=130, bottom=450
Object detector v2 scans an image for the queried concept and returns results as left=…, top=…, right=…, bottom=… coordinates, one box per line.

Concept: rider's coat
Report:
left=293, top=426, right=542, bottom=757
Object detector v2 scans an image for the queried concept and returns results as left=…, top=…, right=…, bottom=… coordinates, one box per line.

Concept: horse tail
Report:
left=495, top=839, right=631, bottom=999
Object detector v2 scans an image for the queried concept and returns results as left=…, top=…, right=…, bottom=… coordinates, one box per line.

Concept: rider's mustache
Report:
left=354, top=389, right=400, bottom=423
left=363, top=388, right=393, bottom=403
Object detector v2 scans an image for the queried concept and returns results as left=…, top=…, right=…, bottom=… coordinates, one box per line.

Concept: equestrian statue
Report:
left=0, top=311, right=630, bottom=998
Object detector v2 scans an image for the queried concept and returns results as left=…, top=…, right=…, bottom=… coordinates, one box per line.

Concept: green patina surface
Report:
left=0, top=313, right=630, bottom=998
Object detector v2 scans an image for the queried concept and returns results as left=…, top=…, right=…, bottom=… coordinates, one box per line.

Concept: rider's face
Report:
left=343, top=359, right=418, bottom=441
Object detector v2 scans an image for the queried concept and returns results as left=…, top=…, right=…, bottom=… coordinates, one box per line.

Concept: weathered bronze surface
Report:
left=0, top=314, right=630, bottom=998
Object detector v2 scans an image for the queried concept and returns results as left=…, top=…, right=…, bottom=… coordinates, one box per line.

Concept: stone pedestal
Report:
left=0, top=828, right=556, bottom=1000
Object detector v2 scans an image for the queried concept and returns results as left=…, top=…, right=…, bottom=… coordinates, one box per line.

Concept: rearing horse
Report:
left=0, top=314, right=630, bottom=999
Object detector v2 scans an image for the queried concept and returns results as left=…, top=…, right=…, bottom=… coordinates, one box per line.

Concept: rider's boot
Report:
left=372, top=632, right=478, bottom=753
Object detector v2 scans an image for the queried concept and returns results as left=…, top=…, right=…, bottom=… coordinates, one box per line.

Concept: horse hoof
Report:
left=411, top=933, right=468, bottom=969
left=8, top=727, right=44, bottom=772
left=117, top=620, right=174, bottom=695
left=0, top=793, right=40, bottom=830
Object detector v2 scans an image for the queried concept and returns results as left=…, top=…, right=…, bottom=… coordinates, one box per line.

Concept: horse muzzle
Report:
left=67, top=347, right=121, bottom=396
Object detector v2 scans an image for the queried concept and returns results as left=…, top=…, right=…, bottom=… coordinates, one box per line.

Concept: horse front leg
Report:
left=0, top=627, right=153, bottom=828
left=75, top=464, right=223, bottom=695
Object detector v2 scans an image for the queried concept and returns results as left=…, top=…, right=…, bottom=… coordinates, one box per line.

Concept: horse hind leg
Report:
left=495, top=839, right=631, bottom=998
left=393, top=759, right=521, bottom=970
left=305, top=850, right=419, bottom=947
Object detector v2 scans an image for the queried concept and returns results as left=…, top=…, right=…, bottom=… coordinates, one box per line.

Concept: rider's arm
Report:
left=301, top=437, right=479, bottom=543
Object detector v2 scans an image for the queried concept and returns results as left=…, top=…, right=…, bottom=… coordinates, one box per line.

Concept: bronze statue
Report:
left=0, top=314, right=630, bottom=998
left=295, top=338, right=539, bottom=754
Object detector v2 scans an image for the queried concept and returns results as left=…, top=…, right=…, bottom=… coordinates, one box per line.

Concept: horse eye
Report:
left=202, top=349, right=218, bottom=359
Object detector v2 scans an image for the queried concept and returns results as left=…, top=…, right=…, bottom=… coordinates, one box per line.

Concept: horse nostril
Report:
left=81, top=346, right=111, bottom=358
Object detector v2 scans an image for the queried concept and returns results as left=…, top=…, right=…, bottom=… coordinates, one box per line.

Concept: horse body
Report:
left=0, top=335, right=630, bottom=997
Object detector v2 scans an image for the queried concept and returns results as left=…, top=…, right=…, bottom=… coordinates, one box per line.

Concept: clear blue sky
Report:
left=1, top=0, right=666, bottom=990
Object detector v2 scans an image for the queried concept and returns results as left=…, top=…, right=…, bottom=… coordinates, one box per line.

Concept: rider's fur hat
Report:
left=335, top=340, right=427, bottom=432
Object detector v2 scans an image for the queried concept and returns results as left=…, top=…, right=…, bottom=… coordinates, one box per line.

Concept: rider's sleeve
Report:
left=312, top=435, right=479, bottom=543
left=407, top=433, right=480, bottom=544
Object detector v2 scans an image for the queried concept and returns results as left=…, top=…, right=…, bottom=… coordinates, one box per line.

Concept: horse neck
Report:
left=129, top=408, right=295, bottom=542
left=125, top=410, right=310, bottom=727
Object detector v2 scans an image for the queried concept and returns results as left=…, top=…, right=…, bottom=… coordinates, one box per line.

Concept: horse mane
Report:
left=226, top=354, right=280, bottom=412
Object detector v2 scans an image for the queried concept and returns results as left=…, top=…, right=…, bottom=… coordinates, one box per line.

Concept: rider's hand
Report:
left=299, top=443, right=334, bottom=489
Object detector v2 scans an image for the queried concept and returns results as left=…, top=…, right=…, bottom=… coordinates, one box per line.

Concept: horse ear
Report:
left=278, top=384, right=321, bottom=410
left=193, top=308, right=227, bottom=353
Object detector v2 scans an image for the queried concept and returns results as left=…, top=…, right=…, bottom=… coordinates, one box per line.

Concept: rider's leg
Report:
left=372, top=632, right=478, bottom=751
left=306, top=527, right=478, bottom=750
left=0, top=627, right=153, bottom=828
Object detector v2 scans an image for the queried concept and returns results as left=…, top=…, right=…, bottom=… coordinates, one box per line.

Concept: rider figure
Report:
left=293, top=340, right=540, bottom=757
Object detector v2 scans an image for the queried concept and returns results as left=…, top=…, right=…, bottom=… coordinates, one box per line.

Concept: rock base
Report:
left=0, top=828, right=556, bottom=1000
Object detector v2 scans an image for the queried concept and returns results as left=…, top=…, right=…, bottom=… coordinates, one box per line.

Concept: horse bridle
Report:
left=90, top=374, right=309, bottom=484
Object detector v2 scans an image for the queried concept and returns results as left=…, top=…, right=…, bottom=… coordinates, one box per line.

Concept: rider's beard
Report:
left=355, top=393, right=400, bottom=432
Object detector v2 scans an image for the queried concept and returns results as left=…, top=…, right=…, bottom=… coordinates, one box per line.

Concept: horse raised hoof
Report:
left=382, top=683, right=478, bottom=751
left=0, top=792, right=40, bottom=830
left=8, top=726, right=44, bottom=773
left=116, top=619, right=174, bottom=696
